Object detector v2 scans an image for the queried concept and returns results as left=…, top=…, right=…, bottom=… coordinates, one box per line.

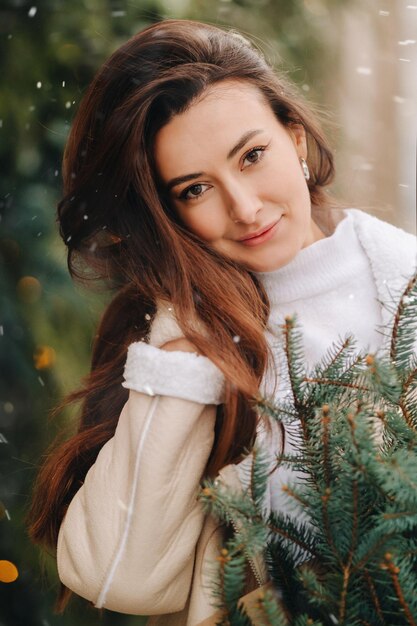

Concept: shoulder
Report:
left=342, top=209, right=416, bottom=318
left=348, top=208, right=416, bottom=253
left=347, top=207, right=416, bottom=279
left=147, top=299, right=185, bottom=348
left=122, top=300, right=226, bottom=406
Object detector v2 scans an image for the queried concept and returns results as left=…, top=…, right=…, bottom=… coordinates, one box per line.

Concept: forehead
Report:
left=154, top=80, right=281, bottom=178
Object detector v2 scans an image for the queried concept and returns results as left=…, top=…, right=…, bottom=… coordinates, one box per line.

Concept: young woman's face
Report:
left=154, top=79, right=324, bottom=272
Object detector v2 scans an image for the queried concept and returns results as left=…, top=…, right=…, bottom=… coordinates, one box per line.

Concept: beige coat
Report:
left=57, top=301, right=270, bottom=626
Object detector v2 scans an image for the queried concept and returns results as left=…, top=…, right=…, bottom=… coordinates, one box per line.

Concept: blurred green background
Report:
left=0, top=0, right=415, bottom=625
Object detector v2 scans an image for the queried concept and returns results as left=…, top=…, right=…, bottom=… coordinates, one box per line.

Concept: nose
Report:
left=225, top=179, right=263, bottom=224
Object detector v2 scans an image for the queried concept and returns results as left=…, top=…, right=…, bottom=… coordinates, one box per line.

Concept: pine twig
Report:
left=363, top=568, right=386, bottom=625
left=303, top=377, right=370, bottom=391
left=390, top=274, right=417, bottom=363
left=380, top=553, right=417, bottom=626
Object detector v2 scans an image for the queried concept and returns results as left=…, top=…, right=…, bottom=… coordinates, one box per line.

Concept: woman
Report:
left=27, top=18, right=416, bottom=626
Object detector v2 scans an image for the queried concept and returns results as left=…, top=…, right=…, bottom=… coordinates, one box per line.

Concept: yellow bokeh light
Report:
left=33, top=345, right=56, bottom=370
left=16, top=276, right=42, bottom=303
left=0, top=560, right=18, bottom=583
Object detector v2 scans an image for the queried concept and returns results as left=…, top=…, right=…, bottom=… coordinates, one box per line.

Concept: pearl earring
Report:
left=300, top=157, right=310, bottom=181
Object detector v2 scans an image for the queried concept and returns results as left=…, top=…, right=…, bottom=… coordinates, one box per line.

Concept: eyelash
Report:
left=178, top=144, right=269, bottom=202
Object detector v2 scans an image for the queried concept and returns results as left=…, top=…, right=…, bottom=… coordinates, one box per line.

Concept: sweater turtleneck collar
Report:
left=253, top=210, right=365, bottom=304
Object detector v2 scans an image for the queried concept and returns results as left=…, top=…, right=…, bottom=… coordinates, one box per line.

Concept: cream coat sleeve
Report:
left=57, top=342, right=226, bottom=615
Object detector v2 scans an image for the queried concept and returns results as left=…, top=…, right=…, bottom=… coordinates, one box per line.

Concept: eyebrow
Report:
left=165, top=128, right=264, bottom=192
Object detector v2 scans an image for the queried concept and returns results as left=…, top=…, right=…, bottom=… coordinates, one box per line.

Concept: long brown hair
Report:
left=28, top=19, right=336, bottom=567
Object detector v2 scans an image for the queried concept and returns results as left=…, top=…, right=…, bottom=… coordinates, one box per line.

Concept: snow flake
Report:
left=145, top=313, right=151, bottom=321
left=65, top=101, right=71, bottom=109
left=358, top=163, right=373, bottom=171
left=111, top=10, right=126, bottom=16
left=378, top=10, right=390, bottom=16
left=393, top=96, right=406, bottom=104
left=4, top=402, right=13, bottom=413
left=38, top=376, right=45, bottom=386
left=28, top=7, right=37, bottom=17
left=356, top=66, right=372, bottom=76
left=0, top=325, right=3, bottom=336
left=399, top=183, right=409, bottom=188
left=36, top=81, right=42, bottom=88
left=0, top=433, right=8, bottom=444
left=348, top=294, right=355, bottom=300
left=0, top=120, right=2, bottom=128
left=83, top=214, right=88, bottom=220
left=143, top=384, right=154, bottom=396
left=62, top=80, right=65, bottom=87
left=399, top=58, right=411, bottom=62
left=406, top=4, right=417, bottom=9
left=398, top=39, right=416, bottom=46
left=233, top=335, right=241, bottom=343
left=66, top=235, right=72, bottom=242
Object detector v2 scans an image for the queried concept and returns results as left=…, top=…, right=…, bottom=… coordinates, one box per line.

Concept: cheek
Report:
left=176, top=206, right=225, bottom=242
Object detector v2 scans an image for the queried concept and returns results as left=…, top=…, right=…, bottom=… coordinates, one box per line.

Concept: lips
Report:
left=237, top=220, right=280, bottom=242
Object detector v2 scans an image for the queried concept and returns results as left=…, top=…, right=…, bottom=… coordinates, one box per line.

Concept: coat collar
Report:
left=349, top=208, right=417, bottom=352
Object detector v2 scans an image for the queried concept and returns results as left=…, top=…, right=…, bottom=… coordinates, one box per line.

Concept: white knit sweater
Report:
left=122, top=208, right=416, bottom=518
left=253, top=210, right=383, bottom=518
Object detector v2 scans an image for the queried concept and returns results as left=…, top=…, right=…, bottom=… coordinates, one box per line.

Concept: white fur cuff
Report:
left=122, top=342, right=226, bottom=405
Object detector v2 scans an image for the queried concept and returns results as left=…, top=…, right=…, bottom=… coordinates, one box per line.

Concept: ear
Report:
left=287, top=123, right=308, bottom=159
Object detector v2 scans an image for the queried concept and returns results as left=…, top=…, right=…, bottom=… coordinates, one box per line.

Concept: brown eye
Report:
left=242, top=146, right=267, bottom=168
left=179, top=183, right=209, bottom=201
left=188, top=184, right=203, bottom=196
left=246, top=150, right=260, bottom=163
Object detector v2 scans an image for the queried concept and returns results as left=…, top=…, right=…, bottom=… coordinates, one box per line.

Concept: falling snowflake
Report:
left=28, top=6, right=37, bottom=17
left=356, top=67, right=372, bottom=76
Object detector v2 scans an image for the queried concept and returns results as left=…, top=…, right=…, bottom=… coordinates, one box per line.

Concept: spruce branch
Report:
left=390, top=274, right=417, bottom=369
left=207, top=272, right=417, bottom=624
left=362, top=568, right=386, bottom=625
left=380, top=553, right=417, bottom=626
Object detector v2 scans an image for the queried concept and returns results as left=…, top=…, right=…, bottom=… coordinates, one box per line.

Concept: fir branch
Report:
left=337, top=473, right=359, bottom=624
left=321, top=404, right=331, bottom=489
left=380, top=553, right=417, bottom=626
left=390, top=273, right=417, bottom=369
left=314, top=336, right=355, bottom=379
left=249, top=445, right=270, bottom=511
left=266, top=521, right=317, bottom=559
left=303, top=377, right=370, bottom=392
left=283, top=315, right=306, bottom=410
left=352, top=532, right=396, bottom=573
left=362, top=568, right=386, bottom=625
left=248, top=587, right=291, bottom=626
